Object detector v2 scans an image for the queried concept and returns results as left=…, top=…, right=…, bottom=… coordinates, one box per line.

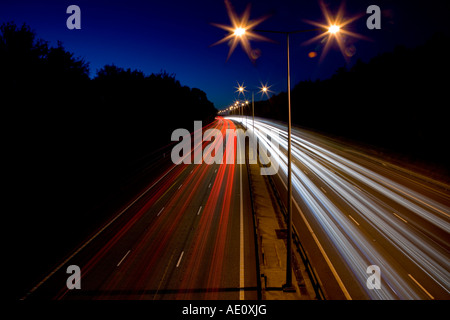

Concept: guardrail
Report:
left=264, top=167, right=327, bottom=300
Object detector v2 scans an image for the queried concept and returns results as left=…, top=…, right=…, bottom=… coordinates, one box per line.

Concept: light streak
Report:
left=228, top=116, right=450, bottom=299
left=211, top=0, right=271, bottom=62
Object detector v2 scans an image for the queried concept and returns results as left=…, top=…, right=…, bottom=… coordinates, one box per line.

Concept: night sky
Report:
left=1, top=0, right=449, bottom=109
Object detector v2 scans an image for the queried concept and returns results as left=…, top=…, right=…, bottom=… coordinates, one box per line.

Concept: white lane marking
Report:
left=393, top=212, right=408, bottom=223
left=176, top=251, right=184, bottom=268
left=277, top=171, right=352, bottom=300
left=408, top=274, right=434, bottom=299
left=178, top=184, right=183, bottom=190
left=21, top=163, right=179, bottom=299
left=348, top=215, right=360, bottom=226
left=374, top=175, right=449, bottom=218
left=190, top=169, right=194, bottom=174
left=208, top=183, right=212, bottom=188
left=239, top=163, right=245, bottom=300
left=117, top=250, right=131, bottom=267
left=197, top=206, right=203, bottom=216
left=157, top=207, right=165, bottom=217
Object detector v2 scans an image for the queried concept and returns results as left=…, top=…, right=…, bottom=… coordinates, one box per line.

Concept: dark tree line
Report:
left=2, top=21, right=217, bottom=298
left=253, top=33, right=450, bottom=175
left=2, top=21, right=216, bottom=204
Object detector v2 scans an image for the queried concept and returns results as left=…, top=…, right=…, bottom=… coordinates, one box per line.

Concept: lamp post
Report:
left=213, top=3, right=343, bottom=292
left=236, top=83, right=271, bottom=132
left=251, top=27, right=322, bottom=292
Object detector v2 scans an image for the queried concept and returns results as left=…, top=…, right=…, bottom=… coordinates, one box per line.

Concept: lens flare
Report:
left=303, top=0, right=369, bottom=62
left=258, top=82, right=273, bottom=99
left=235, top=81, right=247, bottom=96
left=211, top=0, right=271, bottom=62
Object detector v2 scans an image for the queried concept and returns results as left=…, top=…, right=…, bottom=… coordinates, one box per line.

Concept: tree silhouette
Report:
left=3, top=21, right=218, bottom=300
left=254, top=33, right=450, bottom=176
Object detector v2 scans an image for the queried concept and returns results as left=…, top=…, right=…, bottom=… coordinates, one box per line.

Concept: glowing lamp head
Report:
left=234, top=27, right=246, bottom=37
left=239, top=86, right=244, bottom=92
left=328, top=25, right=340, bottom=34
left=262, top=87, right=268, bottom=92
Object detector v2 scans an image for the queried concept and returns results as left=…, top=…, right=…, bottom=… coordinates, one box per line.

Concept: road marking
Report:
left=197, top=206, right=202, bottom=215
left=303, top=170, right=308, bottom=175
left=21, top=163, right=179, bottom=300
left=393, top=212, right=408, bottom=223
left=277, top=171, right=352, bottom=300
left=208, top=183, right=212, bottom=188
left=117, top=250, right=131, bottom=267
left=154, top=253, right=175, bottom=300
left=348, top=215, right=360, bottom=226
left=157, top=207, right=165, bottom=217
left=176, top=251, right=184, bottom=268
left=408, top=274, right=434, bottom=299
left=239, top=163, right=245, bottom=300
left=190, top=169, right=194, bottom=174
left=320, top=187, right=327, bottom=194
left=372, top=176, right=449, bottom=218
left=178, top=184, right=183, bottom=190
left=215, top=169, right=217, bottom=173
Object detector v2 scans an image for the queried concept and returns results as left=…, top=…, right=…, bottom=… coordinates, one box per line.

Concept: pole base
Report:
left=282, top=283, right=296, bottom=293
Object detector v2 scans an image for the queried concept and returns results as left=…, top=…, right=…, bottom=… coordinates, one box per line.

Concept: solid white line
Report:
left=277, top=171, right=352, bottom=300
left=393, top=212, right=408, bottom=223
left=21, top=164, right=178, bottom=299
left=408, top=274, right=434, bottom=299
left=176, top=251, right=184, bottom=268
left=239, top=163, right=245, bottom=300
left=348, top=215, right=360, bottom=226
left=117, top=250, right=131, bottom=267
left=157, top=207, right=165, bottom=217
left=197, top=206, right=202, bottom=215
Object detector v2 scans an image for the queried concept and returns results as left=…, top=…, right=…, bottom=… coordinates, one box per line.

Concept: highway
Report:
left=231, top=116, right=449, bottom=300
left=23, top=114, right=449, bottom=301
left=24, top=117, right=258, bottom=300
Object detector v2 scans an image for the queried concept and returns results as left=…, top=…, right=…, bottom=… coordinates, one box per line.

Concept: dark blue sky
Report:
left=1, top=0, right=449, bottom=109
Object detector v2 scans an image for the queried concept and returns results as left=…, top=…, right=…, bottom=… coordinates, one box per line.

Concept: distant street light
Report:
left=213, top=0, right=348, bottom=292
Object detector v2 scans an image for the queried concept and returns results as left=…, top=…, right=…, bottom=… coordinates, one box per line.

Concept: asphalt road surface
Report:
left=23, top=117, right=258, bottom=300
left=231, top=116, right=449, bottom=300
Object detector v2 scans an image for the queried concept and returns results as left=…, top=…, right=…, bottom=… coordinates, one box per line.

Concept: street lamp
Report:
left=229, top=28, right=327, bottom=292
left=234, top=27, right=246, bottom=37
left=328, top=24, right=340, bottom=34
left=250, top=28, right=323, bottom=292
left=235, top=82, right=271, bottom=131
left=213, top=0, right=345, bottom=293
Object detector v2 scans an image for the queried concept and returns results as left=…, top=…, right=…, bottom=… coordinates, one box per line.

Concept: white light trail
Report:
left=228, top=116, right=450, bottom=299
